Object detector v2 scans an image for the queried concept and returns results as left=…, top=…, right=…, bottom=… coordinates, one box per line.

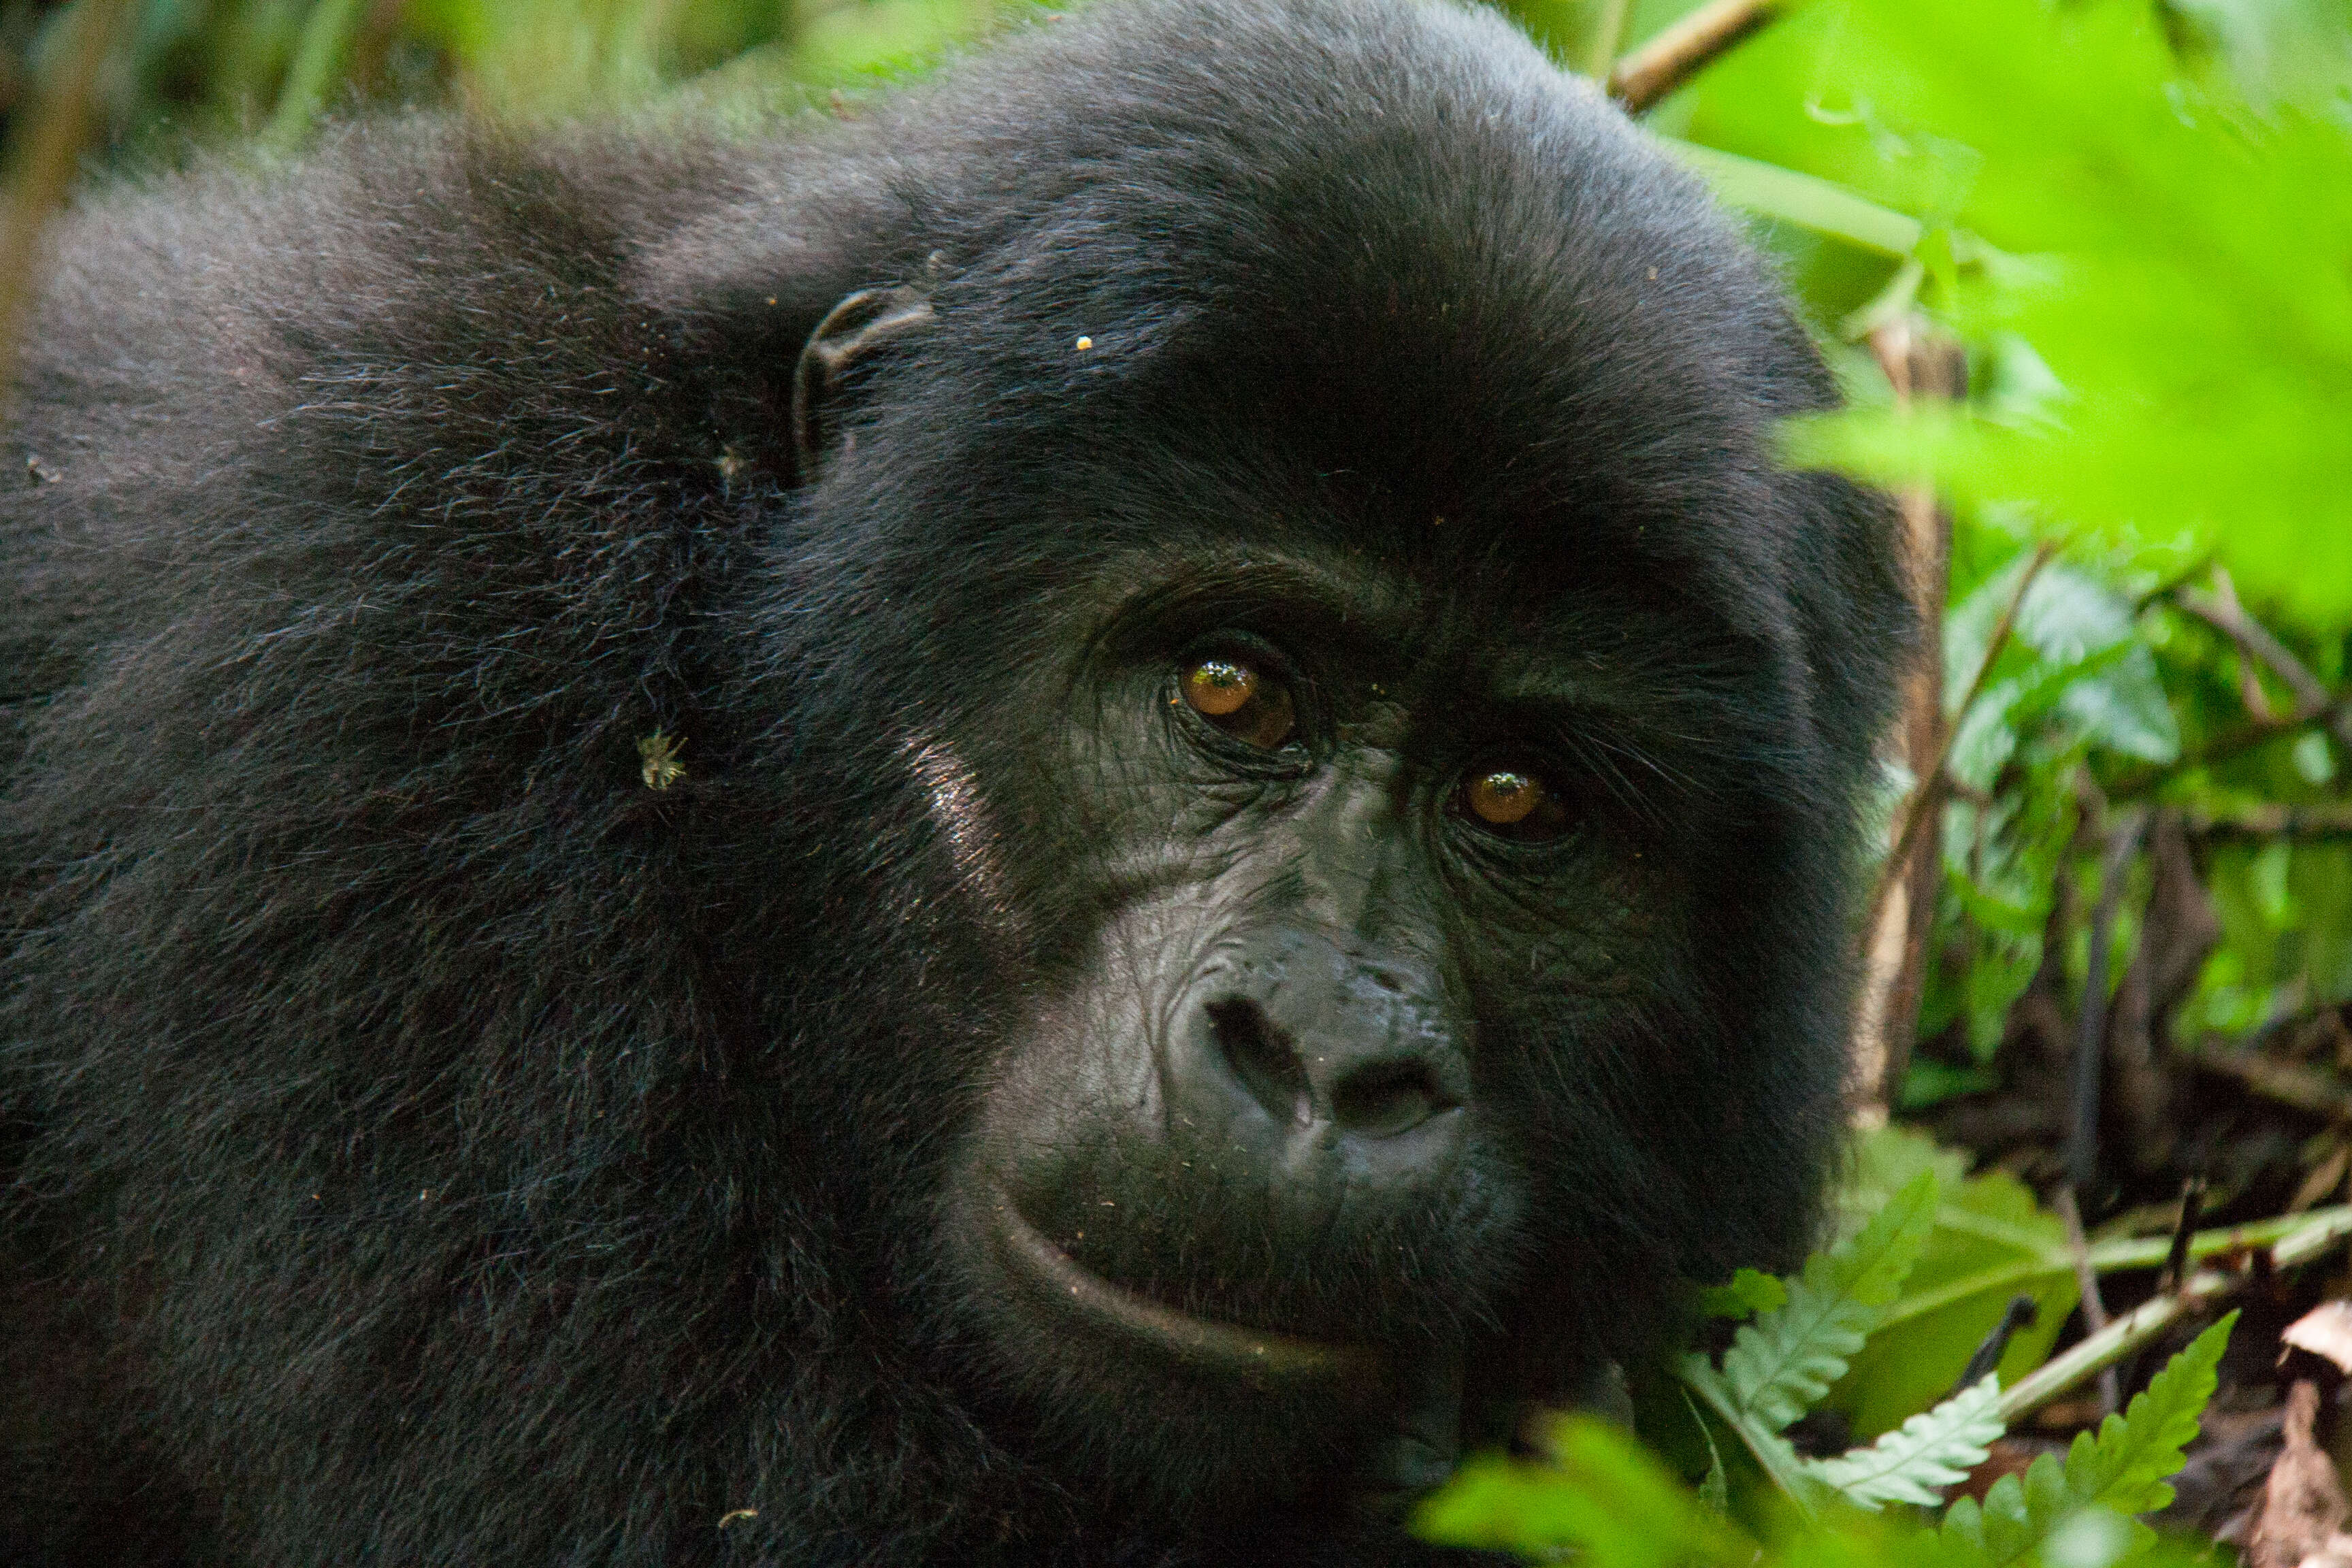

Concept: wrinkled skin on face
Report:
left=941, top=540, right=1688, bottom=1506
left=862, top=464, right=1837, bottom=1514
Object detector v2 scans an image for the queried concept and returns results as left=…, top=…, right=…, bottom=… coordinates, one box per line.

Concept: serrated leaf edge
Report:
left=1808, top=1375, right=2005, bottom=1511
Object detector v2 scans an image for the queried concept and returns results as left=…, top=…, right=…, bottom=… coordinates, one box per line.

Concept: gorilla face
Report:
left=940, top=542, right=1673, bottom=1503
left=771, top=163, right=1891, bottom=1505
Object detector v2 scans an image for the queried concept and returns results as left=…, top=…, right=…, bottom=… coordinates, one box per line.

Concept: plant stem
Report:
left=266, top=0, right=370, bottom=149
left=0, top=0, right=131, bottom=414
left=1863, top=1205, right=2352, bottom=1334
left=1859, top=541, right=2058, bottom=947
left=1995, top=1205, right=2352, bottom=1424
left=1607, top=0, right=1779, bottom=113
left=1586, top=0, right=1635, bottom=79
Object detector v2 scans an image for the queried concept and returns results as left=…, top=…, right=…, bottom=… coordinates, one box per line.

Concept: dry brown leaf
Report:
left=2248, top=1381, right=2352, bottom=1568
left=2285, top=1303, right=2352, bottom=1375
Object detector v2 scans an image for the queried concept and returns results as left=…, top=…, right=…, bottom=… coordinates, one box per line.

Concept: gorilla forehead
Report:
left=802, top=2, right=1831, bottom=676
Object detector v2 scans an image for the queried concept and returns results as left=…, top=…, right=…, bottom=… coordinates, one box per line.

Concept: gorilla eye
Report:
left=1179, top=657, right=1296, bottom=750
left=1457, top=768, right=1573, bottom=841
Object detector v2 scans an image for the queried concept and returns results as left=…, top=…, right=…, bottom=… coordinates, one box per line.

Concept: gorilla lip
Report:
left=984, top=1184, right=1382, bottom=1389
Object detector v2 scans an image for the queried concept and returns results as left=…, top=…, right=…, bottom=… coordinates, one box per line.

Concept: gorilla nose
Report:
left=1167, top=932, right=1470, bottom=1177
left=1203, top=998, right=1458, bottom=1139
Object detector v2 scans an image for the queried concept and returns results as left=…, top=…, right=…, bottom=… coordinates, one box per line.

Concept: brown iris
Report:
left=1460, top=767, right=1571, bottom=840
left=1179, top=657, right=1296, bottom=750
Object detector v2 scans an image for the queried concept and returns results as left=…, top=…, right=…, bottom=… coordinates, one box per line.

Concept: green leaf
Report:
left=1940, top=553, right=2182, bottom=787
left=1681, top=1171, right=1942, bottom=1518
left=1414, top=1415, right=1752, bottom=1567
left=1807, top=1375, right=2004, bottom=1510
left=1708, top=1171, right=1940, bottom=1433
left=1766, top=0, right=2352, bottom=627
left=1701, top=1267, right=1791, bottom=1318
left=2055, top=649, right=2179, bottom=766
left=1826, top=1128, right=2077, bottom=1441
left=1937, top=1313, right=2236, bottom=1565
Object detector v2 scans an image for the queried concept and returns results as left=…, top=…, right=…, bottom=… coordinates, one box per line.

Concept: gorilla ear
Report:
left=791, top=286, right=934, bottom=484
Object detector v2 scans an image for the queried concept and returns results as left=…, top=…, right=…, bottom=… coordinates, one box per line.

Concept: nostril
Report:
left=1330, top=1061, right=1455, bottom=1139
left=1205, top=998, right=1311, bottom=1126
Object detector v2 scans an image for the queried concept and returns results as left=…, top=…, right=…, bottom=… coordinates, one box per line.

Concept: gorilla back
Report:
left=0, top=1, right=1908, bottom=1562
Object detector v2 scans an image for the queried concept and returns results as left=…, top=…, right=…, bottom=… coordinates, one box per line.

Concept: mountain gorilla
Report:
left=0, top=0, right=1908, bottom=1561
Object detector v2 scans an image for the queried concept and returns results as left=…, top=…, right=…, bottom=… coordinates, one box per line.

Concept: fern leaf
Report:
left=1938, top=1313, right=2236, bottom=1566
left=1699, top=1267, right=1788, bottom=1318
left=1808, top=1375, right=2004, bottom=1510
left=1710, top=1171, right=1939, bottom=1433
left=1680, top=1354, right=1829, bottom=1515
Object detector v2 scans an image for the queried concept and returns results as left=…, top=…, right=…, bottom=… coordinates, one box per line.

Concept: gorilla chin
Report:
left=958, top=1182, right=1429, bottom=1516
left=979, top=1183, right=1377, bottom=1388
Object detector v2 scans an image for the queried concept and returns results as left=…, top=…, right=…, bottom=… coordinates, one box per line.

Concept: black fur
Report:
left=0, top=1, right=1910, bottom=1562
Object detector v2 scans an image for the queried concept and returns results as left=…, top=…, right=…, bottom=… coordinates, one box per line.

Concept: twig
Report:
left=2159, top=1179, right=2205, bottom=1294
left=2203, top=568, right=2285, bottom=721
left=1953, top=1296, right=2040, bottom=1399
left=1607, top=0, right=1780, bottom=115
left=2108, top=699, right=2349, bottom=796
left=2065, top=798, right=2148, bottom=1192
left=2187, top=1042, right=2352, bottom=1122
left=1860, top=541, right=2059, bottom=943
left=2129, top=552, right=2218, bottom=613
left=2051, top=1183, right=2121, bottom=1417
left=0, top=0, right=131, bottom=413
left=2172, top=578, right=2351, bottom=749
left=1996, top=1206, right=2352, bottom=1425
left=2186, top=804, right=2352, bottom=842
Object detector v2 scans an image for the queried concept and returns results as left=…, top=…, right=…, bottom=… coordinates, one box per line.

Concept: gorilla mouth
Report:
left=983, top=1184, right=1384, bottom=1390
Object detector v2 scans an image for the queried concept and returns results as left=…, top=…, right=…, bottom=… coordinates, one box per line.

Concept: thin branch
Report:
left=2108, top=698, right=2349, bottom=797
left=0, top=0, right=131, bottom=412
left=2186, top=804, right=2352, bottom=842
left=2051, top=1184, right=2120, bottom=1416
left=1607, top=0, right=1780, bottom=115
left=2065, top=800, right=2147, bottom=1191
left=2129, top=552, right=2218, bottom=613
left=2172, top=579, right=2351, bottom=749
left=2187, top=1042, right=2352, bottom=1122
left=2159, top=1179, right=2205, bottom=1294
left=2203, top=568, right=2284, bottom=721
left=1860, top=542, right=2059, bottom=943
left=1996, top=1205, right=2352, bottom=1425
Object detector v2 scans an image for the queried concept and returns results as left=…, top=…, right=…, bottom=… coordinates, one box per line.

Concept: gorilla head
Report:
left=0, top=1, right=1907, bottom=1563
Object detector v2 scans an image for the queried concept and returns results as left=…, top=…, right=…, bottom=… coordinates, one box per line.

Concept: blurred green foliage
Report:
left=1769, top=0, right=2352, bottom=631
left=13, top=0, right=1027, bottom=150
left=1714, top=1, right=2352, bottom=1128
